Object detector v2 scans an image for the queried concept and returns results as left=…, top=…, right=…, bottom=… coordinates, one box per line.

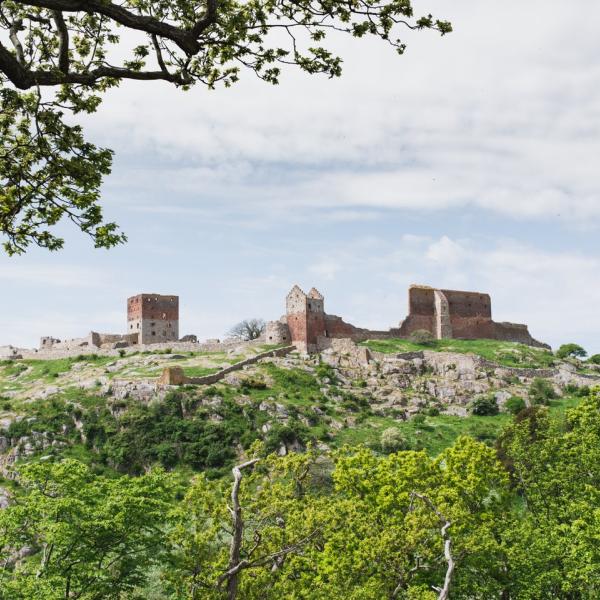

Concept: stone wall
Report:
left=158, top=345, right=295, bottom=386
left=16, top=339, right=264, bottom=360
left=264, top=320, right=291, bottom=344
left=494, top=322, right=547, bottom=348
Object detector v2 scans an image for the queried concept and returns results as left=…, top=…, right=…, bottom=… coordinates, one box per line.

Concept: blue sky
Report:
left=1, top=0, right=599, bottom=353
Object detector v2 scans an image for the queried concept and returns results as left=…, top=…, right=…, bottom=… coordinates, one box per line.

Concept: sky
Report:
left=1, top=0, right=599, bottom=353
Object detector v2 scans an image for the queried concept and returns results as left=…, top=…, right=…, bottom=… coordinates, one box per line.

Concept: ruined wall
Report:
left=323, top=314, right=359, bottom=337
left=158, top=345, right=295, bottom=386
left=265, top=320, right=291, bottom=344
left=399, top=286, right=436, bottom=336
left=399, top=286, right=496, bottom=340
left=40, top=337, right=61, bottom=349
left=494, top=322, right=548, bottom=348
left=442, top=289, right=494, bottom=339
left=396, top=285, right=544, bottom=347
left=434, top=290, right=452, bottom=339
left=127, top=294, right=179, bottom=344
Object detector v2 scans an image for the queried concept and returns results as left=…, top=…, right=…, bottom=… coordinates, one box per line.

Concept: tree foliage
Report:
left=0, top=459, right=173, bottom=599
left=470, top=394, right=499, bottom=416
left=556, top=343, right=587, bottom=359
left=4, top=389, right=599, bottom=599
left=0, top=0, right=451, bottom=254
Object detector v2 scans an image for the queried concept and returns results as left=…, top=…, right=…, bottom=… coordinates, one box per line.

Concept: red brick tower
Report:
left=127, top=293, right=179, bottom=345
left=285, top=285, right=326, bottom=352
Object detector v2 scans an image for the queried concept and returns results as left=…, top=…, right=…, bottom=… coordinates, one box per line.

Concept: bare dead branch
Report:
left=409, top=492, right=455, bottom=600
left=226, top=458, right=259, bottom=600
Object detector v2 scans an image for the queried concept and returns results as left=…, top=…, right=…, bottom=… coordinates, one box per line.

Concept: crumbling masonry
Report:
left=265, top=284, right=547, bottom=353
left=27, top=284, right=547, bottom=358
left=127, top=293, right=179, bottom=344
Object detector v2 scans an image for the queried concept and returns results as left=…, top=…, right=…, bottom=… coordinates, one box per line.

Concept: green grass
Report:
left=333, top=393, right=584, bottom=456
left=361, top=338, right=556, bottom=369
left=183, top=366, right=221, bottom=378
left=257, top=343, right=288, bottom=352
left=333, top=413, right=512, bottom=456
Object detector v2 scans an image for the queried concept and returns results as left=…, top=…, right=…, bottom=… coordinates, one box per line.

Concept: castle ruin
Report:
left=265, top=284, right=547, bottom=352
left=37, top=293, right=180, bottom=352
left=12, top=283, right=547, bottom=359
left=127, top=293, right=179, bottom=344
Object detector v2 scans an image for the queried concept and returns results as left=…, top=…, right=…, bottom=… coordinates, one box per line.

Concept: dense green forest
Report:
left=1, top=387, right=599, bottom=599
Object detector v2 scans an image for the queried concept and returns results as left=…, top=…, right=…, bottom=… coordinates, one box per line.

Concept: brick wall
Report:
left=127, top=294, right=179, bottom=344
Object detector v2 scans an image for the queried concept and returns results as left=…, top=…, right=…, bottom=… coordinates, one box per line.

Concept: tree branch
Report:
left=0, top=38, right=33, bottom=89
left=13, top=0, right=201, bottom=54
left=409, top=492, right=455, bottom=600
left=8, top=18, right=25, bottom=65
left=191, top=0, right=218, bottom=38
left=51, top=9, right=69, bottom=72
left=0, top=42, right=186, bottom=88
left=226, top=458, right=259, bottom=600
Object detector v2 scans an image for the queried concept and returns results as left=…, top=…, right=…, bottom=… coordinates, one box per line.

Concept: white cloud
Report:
left=74, top=0, right=600, bottom=226
left=308, top=260, right=343, bottom=281
left=0, top=264, right=108, bottom=288
left=425, top=236, right=466, bottom=265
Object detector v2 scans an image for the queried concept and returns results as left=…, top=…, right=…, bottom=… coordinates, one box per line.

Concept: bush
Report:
left=118, top=349, right=126, bottom=357
left=240, top=377, right=268, bottom=391
left=563, top=384, right=590, bottom=398
left=411, top=414, right=426, bottom=425
left=380, top=427, right=409, bottom=453
left=505, top=395, right=526, bottom=415
left=529, top=377, right=557, bottom=406
left=589, top=354, right=600, bottom=365
left=426, top=406, right=440, bottom=417
left=470, top=395, right=499, bottom=416
left=556, top=343, right=587, bottom=359
left=409, top=329, right=436, bottom=346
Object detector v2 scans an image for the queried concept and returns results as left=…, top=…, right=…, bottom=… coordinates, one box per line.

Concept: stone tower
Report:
left=127, top=293, right=179, bottom=345
left=285, top=285, right=326, bottom=352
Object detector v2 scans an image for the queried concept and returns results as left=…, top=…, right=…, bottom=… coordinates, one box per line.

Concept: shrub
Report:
left=505, top=395, right=526, bottom=415
left=426, top=406, right=440, bottom=417
left=556, top=343, right=587, bottom=359
left=411, top=414, right=426, bottom=425
left=470, top=395, right=499, bottom=416
left=353, top=379, right=368, bottom=388
left=589, top=354, right=600, bottom=365
left=380, top=428, right=409, bottom=453
left=118, top=349, right=126, bottom=357
left=563, top=383, right=589, bottom=397
left=409, top=329, right=436, bottom=346
left=240, top=377, right=267, bottom=391
left=529, top=377, right=557, bottom=405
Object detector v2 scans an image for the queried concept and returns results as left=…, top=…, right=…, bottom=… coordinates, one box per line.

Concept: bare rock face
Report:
left=0, top=486, right=10, bottom=509
left=112, top=380, right=158, bottom=403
